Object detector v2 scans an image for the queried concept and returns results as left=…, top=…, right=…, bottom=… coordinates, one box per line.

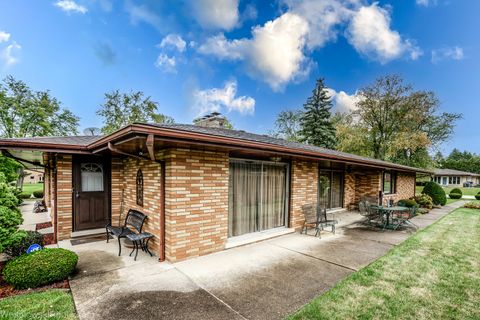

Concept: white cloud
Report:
left=198, top=1, right=421, bottom=90
left=190, top=0, right=239, bottom=31
left=326, top=88, right=362, bottom=113
left=198, top=13, right=310, bottom=91
left=284, top=0, right=356, bottom=50
left=346, top=3, right=421, bottom=63
left=0, top=31, right=10, bottom=43
left=54, top=0, right=88, bottom=14
left=192, top=80, right=255, bottom=116
left=198, top=34, right=248, bottom=60
left=416, top=0, right=437, bottom=7
left=431, top=46, right=464, bottom=64
left=1, top=42, right=21, bottom=67
left=158, top=34, right=187, bottom=53
left=154, top=54, right=177, bottom=73
left=125, top=0, right=162, bottom=31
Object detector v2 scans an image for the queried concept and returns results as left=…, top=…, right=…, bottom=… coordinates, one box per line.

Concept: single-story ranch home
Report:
left=0, top=114, right=431, bottom=262
left=432, top=168, right=480, bottom=187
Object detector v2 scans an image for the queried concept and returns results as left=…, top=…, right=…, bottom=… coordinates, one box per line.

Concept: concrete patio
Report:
left=59, top=201, right=465, bottom=320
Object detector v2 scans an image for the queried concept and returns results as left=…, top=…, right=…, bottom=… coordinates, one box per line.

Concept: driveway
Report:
left=61, top=201, right=465, bottom=320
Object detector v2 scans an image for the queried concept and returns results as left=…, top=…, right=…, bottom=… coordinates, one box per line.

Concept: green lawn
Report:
left=21, top=183, right=43, bottom=194
left=0, top=289, right=77, bottom=320
left=288, top=207, right=480, bottom=320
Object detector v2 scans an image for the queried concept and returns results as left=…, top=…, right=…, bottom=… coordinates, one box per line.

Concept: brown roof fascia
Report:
left=91, top=124, right=430, bottom=174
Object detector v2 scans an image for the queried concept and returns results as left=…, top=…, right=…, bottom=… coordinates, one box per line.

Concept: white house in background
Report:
left=432, top=168, right=480, bottom=187
left=24, top=169, right=44, bottom=184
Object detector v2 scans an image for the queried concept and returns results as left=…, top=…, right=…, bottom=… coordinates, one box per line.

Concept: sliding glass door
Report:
left=228, top=160, right=288, bottom=237
left=318, top=170, right=344, bottom=210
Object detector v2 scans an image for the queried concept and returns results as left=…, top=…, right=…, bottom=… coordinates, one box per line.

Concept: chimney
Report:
left=194, top=112, right=227, bottom=128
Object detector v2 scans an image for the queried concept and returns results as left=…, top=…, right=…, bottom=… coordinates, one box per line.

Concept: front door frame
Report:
left=72, top=155, right=112, bottom=232
left=318, top=168, right=345, bottom=210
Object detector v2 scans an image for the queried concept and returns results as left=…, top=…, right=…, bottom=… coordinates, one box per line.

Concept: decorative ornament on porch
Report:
left=136, top=169, right=143, bottom=207
left=26, top=243, right=42, bottom=254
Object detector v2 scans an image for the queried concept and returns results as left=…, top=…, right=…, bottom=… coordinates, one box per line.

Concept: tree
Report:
left=0, top=75, right=79, bottom=138
left=270, top=110, right=302, bottom=141
left=336, top=75, right=461, bottom=167
left=299, top=79, right=337, bottom=149
left=442, top=149, right=480, bottom=174
left=96, top=90, right=174, bottom=134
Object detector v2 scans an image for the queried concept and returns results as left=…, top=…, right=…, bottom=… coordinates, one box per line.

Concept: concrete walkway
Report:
left=63, top=201, right=466, bottom=320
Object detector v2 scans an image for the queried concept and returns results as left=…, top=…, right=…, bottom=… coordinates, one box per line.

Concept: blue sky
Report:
left=0, top=0, right=478, bottom=155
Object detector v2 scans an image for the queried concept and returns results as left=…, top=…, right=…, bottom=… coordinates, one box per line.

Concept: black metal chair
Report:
left=106, top=209, right=148, bottom=256
left=301, top=204, right=320, bottom=236
left=316, top=206, right=338, bottom=238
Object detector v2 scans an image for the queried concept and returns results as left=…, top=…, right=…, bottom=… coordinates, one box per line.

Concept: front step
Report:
left=70, top=228, right=105, bottom=238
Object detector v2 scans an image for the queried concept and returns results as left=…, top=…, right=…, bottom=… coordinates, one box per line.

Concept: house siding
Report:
left=289, top=160, right=319, bottom=231
left=162, top=148, right=229, bottom=262
left=56, top=155, right=73, bottom=241
left=118, top=157, right=163, bottom=257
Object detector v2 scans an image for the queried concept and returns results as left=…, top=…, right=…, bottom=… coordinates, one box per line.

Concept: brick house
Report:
left=0, top=115, right=430, bottom=262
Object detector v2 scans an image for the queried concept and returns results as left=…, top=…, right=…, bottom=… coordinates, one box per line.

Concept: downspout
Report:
left=158, top=160, right=166, bottom=262
left=53, top=155, right=58, bottom=244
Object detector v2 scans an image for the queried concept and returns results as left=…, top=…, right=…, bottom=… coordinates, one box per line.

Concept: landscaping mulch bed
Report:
left=0, top=261, right=69, bottom=299
left=43, top=233, right=55, bottom=246
left=35, top=221, right=53, bottom=231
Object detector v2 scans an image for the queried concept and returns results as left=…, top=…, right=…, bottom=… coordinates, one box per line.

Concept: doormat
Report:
left=70, top=234, right=110, bottom=246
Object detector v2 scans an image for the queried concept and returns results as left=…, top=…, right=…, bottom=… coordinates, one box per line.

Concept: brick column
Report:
left=290, top=160, right=318, bottom=230
left=56, top=155, right=73, bottom=240
left=163, top=148, right=229, bottom=262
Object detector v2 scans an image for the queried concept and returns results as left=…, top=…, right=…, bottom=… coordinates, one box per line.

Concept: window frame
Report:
left=382, top=171, right=397, bottom=195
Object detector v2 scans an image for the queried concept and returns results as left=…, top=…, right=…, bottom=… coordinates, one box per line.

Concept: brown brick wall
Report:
left=383, top=172, right=416, bottom=205
left=343, top=172, right=356, bottom=208
left=162, top=148, right=229, bottom=262
left=56, top=155, right=72, bottom=241
left=354, top=171, right=381, bottom=204
left=290, top=160, right=318, bottom=230
left=120, top=157, right=162, bottom=256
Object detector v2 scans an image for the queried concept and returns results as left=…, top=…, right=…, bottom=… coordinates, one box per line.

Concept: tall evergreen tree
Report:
left=299, top=79, right=337, bottom=149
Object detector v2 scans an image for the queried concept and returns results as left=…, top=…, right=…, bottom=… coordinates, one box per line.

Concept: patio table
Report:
left=379, top=206, right=410, bottom=229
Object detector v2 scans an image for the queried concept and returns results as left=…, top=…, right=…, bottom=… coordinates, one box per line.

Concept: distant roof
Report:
left=433, top=168, right=480, bottom=177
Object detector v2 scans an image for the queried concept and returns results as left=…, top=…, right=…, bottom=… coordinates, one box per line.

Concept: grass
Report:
left=416, top=185, right=480, bottom=197
left=288, top=207, right=480, bottom=320
left=21, top=183, right=43, bottom=195
left=0, top=289, right=77, bottom=320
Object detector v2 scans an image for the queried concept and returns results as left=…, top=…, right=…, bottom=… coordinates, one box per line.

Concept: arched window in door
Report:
left=136, top=169, right=144, bottom=207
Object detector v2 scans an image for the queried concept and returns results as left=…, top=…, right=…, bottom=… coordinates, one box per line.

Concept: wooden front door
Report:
left=73, top=156, right=110, bottom=231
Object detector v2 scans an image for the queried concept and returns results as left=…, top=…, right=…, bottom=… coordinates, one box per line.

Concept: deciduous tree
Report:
left=97, top=90, right=174, bottom=134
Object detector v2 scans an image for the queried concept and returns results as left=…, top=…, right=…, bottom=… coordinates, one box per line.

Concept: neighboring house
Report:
left=24, top=169, right=44, bottom=184
left=0, top=114, right=430, bottom=262
left=432, top=168, right=480, bottom=187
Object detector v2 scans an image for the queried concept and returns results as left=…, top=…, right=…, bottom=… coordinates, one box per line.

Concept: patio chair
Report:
left=316, top=206, right=338, bottom=238
left=391, top=207, right=418, bottom=231
left=366, top=205, right=386, bottom=229
left=106, top=209, right=148, bottom=256
left=301, top=204, right=320, bottom=236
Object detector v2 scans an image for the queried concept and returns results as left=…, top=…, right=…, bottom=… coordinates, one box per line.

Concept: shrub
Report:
left=17, top=192, right=32, bottom=200
left=32, top=190, right=44, bottom=198
left=450, top=188, right=463, bottom=196
left=412, top=194, right=434, bottom=210
left=449, top=193, right=462, bottom=199
left=475, top=192, right=480, bottom=200
left=3, top=230, right=44, bottom=258
left=0, top=206, right=23, bottom=252
left=0, top=179, right=20, bottom=210
left=397, top=199, right=418, bottom=208
left=463, top=202, right=480, bottom=210
left=3, top=248, right=78, bottom=289
left=422, top=182, right=447, bottom=206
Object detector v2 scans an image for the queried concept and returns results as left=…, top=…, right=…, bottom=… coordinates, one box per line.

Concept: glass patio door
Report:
left=319, top=170, right=344, bottom=210
left=228, top=160, right=288, bottom=237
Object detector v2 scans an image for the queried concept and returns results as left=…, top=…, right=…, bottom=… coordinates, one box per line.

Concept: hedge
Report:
left=3, top=248, right=78, bottom=289
left=449, top=193, right=462, bottom=199
left=476, top=192, right=480, bottom=200
left=0, top=206, right=23, bottom=252
left=32, top=190, right=44, bottom=198
left=422, top=182, right=447, bottom=206
left=3, top=230, right=44, bottom=258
